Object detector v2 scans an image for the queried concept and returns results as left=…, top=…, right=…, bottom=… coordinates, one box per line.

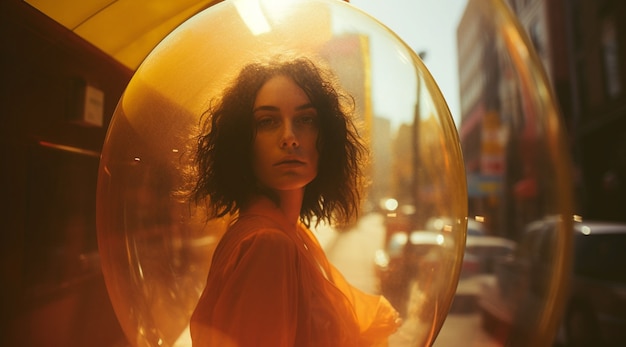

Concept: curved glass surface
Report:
left=437, top=0, right=574, bottom=346
left=96, top=1, right=467, bottom=346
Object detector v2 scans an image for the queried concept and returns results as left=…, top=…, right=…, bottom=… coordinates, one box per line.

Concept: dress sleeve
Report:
left=299, top=225, right=399, bottom=346
left=191, top=228, right=300, bottom=347
left=328, top=261, right=399, bottom=347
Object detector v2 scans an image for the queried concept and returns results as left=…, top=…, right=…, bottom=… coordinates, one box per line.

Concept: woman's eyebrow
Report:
left=253, top=103, right=315, bottom=113
left=295, top=103, right=316, bottom=111
left=252, top=105, right=278, bottom=113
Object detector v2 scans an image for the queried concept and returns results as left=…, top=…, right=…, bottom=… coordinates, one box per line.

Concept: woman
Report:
left=189, top=56, right=400, bottom=346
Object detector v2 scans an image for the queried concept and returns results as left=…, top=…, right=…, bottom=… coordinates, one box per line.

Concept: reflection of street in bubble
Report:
left=322, top=213, right=498, bottom=346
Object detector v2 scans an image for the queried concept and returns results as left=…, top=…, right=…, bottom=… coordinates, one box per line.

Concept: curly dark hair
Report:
left=190, top=56, right=368, bottom=227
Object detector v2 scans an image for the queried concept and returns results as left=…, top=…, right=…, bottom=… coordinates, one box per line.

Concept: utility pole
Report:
left=412, top=51, right=427, bottom=227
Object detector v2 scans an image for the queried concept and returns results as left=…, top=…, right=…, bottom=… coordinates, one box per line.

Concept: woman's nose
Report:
left=280, top=123, right=299, bottom=148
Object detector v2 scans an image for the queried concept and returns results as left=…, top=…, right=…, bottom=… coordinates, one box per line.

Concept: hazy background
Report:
left=350, top=0, right=468, bottom=128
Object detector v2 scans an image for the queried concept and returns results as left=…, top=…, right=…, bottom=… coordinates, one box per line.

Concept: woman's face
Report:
left=252, top=75, right=319, bottom=193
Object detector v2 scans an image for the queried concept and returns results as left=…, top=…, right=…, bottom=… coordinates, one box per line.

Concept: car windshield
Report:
left=574, top=233, right=626, bottom=284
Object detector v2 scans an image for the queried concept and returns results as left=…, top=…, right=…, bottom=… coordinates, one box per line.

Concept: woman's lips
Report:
left=275, top=159, right=305, bottom=166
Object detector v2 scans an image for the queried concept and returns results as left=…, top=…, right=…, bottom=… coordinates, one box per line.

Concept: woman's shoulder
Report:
left=230, top=214, right=283, bottom=233
left=224, top=215, right=294, bottom=247
left=211, top=216, right=299, bottom=269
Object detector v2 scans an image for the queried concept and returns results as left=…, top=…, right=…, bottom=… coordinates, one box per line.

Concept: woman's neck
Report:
left=275, top=189, right=304, bottom=226
left=244, top=189, right=304, bottom=227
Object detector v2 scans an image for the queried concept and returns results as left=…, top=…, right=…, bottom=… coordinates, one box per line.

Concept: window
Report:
left=601, top=16, right=622, bottom=98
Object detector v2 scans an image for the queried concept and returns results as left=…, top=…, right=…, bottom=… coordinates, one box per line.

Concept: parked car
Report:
left=477, top=217, right=626, bottom=347
left=381, top=200, right=417, bottom=247
left=374, top=230, right=450, bottom=317
left=462, top=235, right=516, bottom=277
left=461, top=217, right=515, bottom=278
left=467, top=218, right=487, bottom=236
left=559, top=220, right=626, bottom=347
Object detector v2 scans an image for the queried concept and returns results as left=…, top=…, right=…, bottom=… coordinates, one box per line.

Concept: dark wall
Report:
left=568, top=0, right=626, bottom=222
left=1, top=1, right=133, bottom=346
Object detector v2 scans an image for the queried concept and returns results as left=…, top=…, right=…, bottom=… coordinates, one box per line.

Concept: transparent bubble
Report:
left=435, top=0, right=574, bottom=346
left=96, top=0, right=466, bottom=346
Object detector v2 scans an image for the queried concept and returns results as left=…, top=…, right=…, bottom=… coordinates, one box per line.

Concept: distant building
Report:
left=457, top=0, right=505, bottom=235
left=507, top=0, right=626, bottom=222
left=457, top=0, right=573, bottom=237
left=458, top=0, right=626, bottom=238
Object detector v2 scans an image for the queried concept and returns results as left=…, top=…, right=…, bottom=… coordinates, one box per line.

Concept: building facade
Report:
left=458, top=0, right=626, bottom=240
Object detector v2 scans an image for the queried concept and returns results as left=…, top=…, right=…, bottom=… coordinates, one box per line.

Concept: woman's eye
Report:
left=256, top=117, right=278, bottom=129
left=297, top=114, right=318, bottom=126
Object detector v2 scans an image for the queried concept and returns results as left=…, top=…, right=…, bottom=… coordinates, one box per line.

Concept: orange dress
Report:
left=190, top=197, right=398, bottom=347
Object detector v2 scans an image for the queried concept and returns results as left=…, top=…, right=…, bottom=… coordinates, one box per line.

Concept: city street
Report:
left=317, top=213, right=500, bottom=347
